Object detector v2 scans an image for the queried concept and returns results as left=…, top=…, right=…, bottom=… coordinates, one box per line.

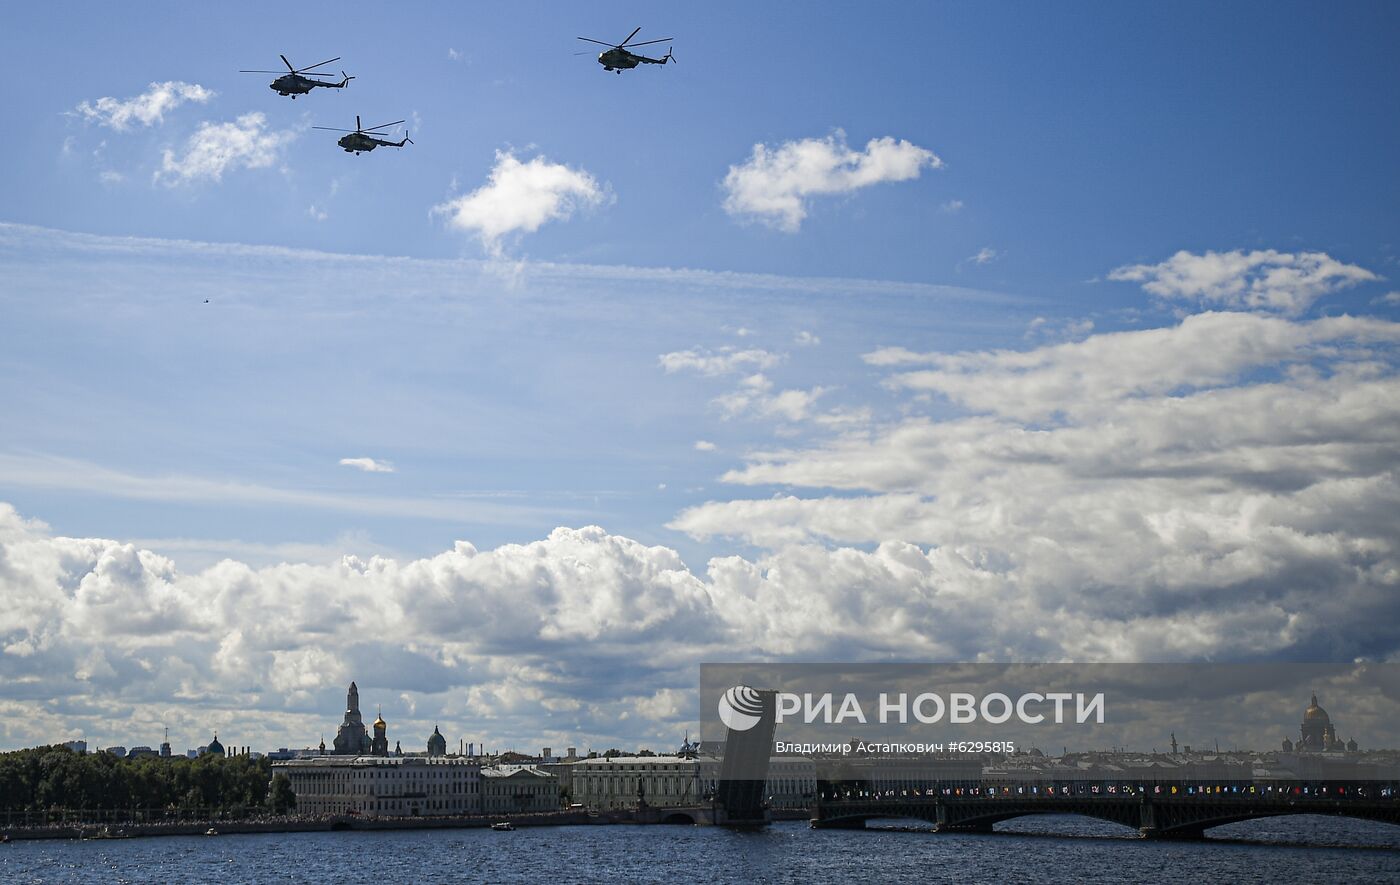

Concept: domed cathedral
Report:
left=333, top=682, right=372, bottom=755
left=328, top=680, right=462, bottom=759
left=371, top=707, right=390, bottom=756
left=1296, top=692, right=1344, bottom=751
left=206, top=733, right=225, bottom=758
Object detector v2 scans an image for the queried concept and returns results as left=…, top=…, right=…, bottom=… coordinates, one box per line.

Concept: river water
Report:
left=3, top=816, right=1398, bottom=883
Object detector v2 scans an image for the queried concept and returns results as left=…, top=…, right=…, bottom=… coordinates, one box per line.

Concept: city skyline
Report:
left=3, top=1, right=1400, bottom=754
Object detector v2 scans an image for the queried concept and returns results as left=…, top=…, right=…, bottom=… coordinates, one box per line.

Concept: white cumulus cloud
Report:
left=155, top=113, right=295, bottom=186
left=433, top=151, right=606, bottom=255
left=1109, top=248, right=1378, bottom=314
left=670, top=309, right=1400, bottom=662
left=713, top=373, right=827, bottom=423
left=75, top=82, right=215, bottom=131
left=339, top=457, right=395, bottom=473
left=722, top=131, right=942, bottom=231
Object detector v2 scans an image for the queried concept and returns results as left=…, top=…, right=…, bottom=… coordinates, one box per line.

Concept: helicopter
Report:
left=240, top=55, right=354, bottom=97
left=312, top=116, right=414, bottom=154
left=576, top=28, right=674, bottom=73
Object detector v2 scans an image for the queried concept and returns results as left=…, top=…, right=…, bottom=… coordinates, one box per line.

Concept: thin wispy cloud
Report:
left=722, top=130, right=942, bottom=231
left=0, top=453, right=555, bottom=525
left=339, top=457, right=395, bottom=473
left=74, top=81, right=214, bottom=131
left=432, top=151, right=607, bottom=255
left=0, top=222, right=1025, bottom=308
left=657, top=347, right=780, bottom=376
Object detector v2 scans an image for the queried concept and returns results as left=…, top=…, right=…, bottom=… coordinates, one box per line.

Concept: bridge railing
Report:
left=816, top=779, right=1400, bottom=806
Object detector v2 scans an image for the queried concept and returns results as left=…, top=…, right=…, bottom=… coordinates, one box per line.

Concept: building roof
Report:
left=481, top=766, right=556, bottom=779
left=568, top=755, right=704, bottom=766
left=272, top=754, right=479, bottom=769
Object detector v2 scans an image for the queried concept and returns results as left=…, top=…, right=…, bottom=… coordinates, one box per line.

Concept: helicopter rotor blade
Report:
left=356, top=115, right=362, bottom=132
left=297, top=56, right=341, bottom=73
left=576, top=37, right=614, bottom=47
left=361, top=120, right=406, bottom=132
left=623, top=38, right=672, bottom=48
left=619, top=27, right=642, bottom=46
left=312, top=126, right=357, bottom=132
left=239, top=70, right=286, bottom=74
left=280, top=54, right=296, bottom=72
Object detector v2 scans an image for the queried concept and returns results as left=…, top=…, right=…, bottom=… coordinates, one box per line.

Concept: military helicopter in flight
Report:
left=240, top=55, right=354, bottom=98
left=312, top=116, right=413, bottom=154
left=576, top=28, right=674, bottom=73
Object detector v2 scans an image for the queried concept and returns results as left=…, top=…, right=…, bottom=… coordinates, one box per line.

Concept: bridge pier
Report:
left=935, top=823, right=996, bottom=835
left=935, top=805, right=993, bottom=834
left=1138, top=826, right=1207, bottom=840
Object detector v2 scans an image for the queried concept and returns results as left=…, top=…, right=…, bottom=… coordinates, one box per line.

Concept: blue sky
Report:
left=1, top=2, right=1398, bottom=754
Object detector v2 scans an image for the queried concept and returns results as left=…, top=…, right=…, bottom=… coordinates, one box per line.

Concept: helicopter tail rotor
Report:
left=339, top=71, right=355, bottom=88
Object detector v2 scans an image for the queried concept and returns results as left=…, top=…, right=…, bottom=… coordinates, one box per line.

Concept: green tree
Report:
left=267, top=773, right=296, bottom=814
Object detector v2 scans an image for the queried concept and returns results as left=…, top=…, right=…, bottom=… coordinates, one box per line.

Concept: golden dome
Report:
left=1304, top=693, right=1329, bottom=722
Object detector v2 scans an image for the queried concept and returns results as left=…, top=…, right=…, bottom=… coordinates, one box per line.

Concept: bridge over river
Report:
left=811, top=780, right=1400, bottom=838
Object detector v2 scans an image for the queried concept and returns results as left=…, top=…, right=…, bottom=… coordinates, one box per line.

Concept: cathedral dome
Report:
left=1304, top=693, right=1330, bottom=723
left=206, top=734, right=225, bottom=757
left=428, top=724, right=447, bottom=756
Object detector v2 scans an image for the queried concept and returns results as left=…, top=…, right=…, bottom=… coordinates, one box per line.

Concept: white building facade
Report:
left=567, top=756, right=715, bottom=811
left=480, top=767, right=560, bottom=814
left=274, top=755, right=482, bottom=817
left=566, top=755, right=818, bottom=811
